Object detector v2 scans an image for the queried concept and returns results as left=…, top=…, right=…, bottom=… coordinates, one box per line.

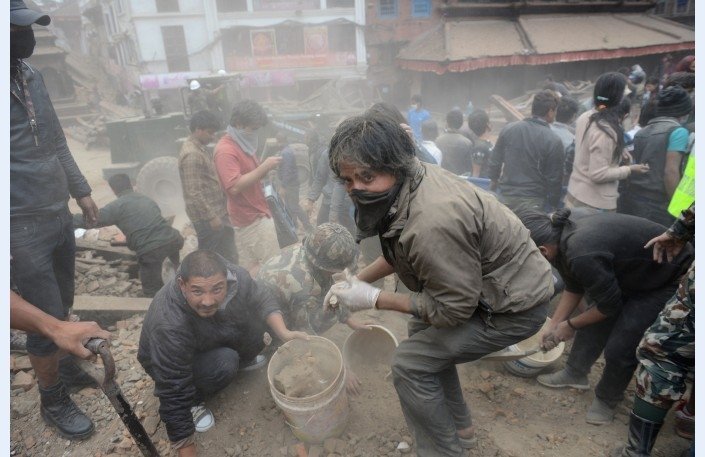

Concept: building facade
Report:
left=76, top=0, right=367, bottom=102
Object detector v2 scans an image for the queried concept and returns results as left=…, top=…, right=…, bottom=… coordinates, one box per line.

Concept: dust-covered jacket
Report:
left=257, top=243, right=349, bottom=335
left=11, top=61, right=92, bottom=218
left=380, top=162, right=554, bottom=328
left=137, top=260, right=280, bottom=444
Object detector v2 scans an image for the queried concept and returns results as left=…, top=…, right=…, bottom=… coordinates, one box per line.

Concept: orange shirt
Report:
left=213, top=134, right=271, bottom=227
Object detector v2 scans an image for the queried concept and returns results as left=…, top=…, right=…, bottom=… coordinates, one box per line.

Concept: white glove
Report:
left=324, top=269, right=381, bottom=313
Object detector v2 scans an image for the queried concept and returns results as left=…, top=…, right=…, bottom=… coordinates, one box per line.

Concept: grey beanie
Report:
left=655, top=86, right=693, bottom=118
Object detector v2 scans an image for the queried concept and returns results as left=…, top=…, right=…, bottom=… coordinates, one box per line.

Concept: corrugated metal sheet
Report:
left=396, top=13, right=695, bottom=74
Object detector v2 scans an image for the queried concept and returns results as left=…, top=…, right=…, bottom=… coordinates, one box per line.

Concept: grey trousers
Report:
left=391, top=303, right=547, bottom=457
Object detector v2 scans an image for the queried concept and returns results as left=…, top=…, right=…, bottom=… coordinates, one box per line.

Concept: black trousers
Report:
left=565, top=287, right=677, bottom=407
left=193, top=219, right=238, bottom=265
left=138, top=236, right=184, bottom=297
left=192, top=330, right=265, bottom=401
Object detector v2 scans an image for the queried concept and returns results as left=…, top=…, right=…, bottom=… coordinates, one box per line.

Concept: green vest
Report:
left=668, top=153, right=694, bottom=217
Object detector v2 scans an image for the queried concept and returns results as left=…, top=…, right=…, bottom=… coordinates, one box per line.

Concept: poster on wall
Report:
left=250, top=29, right=276, bottom=57
left=304, top=26, right=328, bottom=55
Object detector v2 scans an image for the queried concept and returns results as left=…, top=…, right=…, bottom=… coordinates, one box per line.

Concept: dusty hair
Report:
left=328, top=112, right=416, bottom=180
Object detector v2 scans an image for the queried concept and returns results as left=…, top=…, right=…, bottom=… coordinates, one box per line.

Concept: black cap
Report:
left=10, top=0, right=50, bottom=27
left=655, top=86, right=693, bottom=118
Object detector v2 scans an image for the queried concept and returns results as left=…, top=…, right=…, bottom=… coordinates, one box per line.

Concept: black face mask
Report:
left=11, top=28, right=36, bottom=60
left=350, top=180, right=403, bottom=237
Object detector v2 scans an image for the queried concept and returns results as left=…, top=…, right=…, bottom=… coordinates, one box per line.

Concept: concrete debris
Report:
left=75, top=250, right=141, bottom=297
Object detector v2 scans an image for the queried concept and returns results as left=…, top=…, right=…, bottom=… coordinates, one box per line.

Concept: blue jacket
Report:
left=11, top=61, right=91, bottom=218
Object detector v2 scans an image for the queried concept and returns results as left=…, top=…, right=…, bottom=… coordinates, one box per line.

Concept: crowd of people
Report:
left=9, top=1, right=696, bottom=456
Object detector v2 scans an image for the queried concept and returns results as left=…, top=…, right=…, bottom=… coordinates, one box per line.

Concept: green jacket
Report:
left=380, top=162, right=553, bottom=328
left=74, top=190, right=181, bottom=257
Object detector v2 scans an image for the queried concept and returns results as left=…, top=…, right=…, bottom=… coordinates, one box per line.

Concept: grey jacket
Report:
left=11, top=61, right=91, bottom=218
left=380, top=162, right=553, bottom=327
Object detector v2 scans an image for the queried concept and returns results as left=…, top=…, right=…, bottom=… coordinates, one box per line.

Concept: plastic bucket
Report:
left=342, top=325, right=398, bottom=372
left=502, top=318, right=565, bottom=378
left=267, top=336, right=349, bottom=443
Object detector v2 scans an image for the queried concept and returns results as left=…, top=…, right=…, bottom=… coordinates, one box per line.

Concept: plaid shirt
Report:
left=178, top=135, right=228, bottom=223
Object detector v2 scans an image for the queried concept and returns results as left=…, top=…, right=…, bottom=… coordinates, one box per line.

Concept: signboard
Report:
left=304, top=26, right=328, bottom=55
left=226, top=52, right=356, bottom=71
left=250, top=29, right=276, bottom=57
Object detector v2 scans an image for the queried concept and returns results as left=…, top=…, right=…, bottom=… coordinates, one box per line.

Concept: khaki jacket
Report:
left=380, top=162, right=553, bottom=328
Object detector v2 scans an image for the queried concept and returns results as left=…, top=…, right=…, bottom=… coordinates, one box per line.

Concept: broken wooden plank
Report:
left=72, top=295, right=152, bottom=313
left=490, top=94, right=525, bottom=123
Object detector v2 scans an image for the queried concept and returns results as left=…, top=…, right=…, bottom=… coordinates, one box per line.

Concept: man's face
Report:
left=178, top=274, right=227, bottom=318
left=194, top=128, right=216, bottom=145
left=645, top=83, right=656, bottom=93
left=545, top=108, right=557, bottom=124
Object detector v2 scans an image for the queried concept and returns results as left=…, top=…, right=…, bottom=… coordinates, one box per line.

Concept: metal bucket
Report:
left=267, top=336, right=349, bottom=443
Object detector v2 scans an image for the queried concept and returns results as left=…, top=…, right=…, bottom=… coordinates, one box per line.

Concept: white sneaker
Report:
left=191, top=404, right=214, bottom=432
left=242, top=354, right=267, bottom=372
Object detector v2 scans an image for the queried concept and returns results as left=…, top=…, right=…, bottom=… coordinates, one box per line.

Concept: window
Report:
left=161, top=26, right=189, bottom=72
left=327, top=0, right=354, bottom=7
left=216, top=0, right=248, bottom=12
left=378, top=0, right=397, bottom=19
left=156, top=0, right=179, bottom=13
left=275, top=26, right=304, bottom=55
left=328, top=24, right=355, bottom=53
left=412, top=0, right=431, bottom=17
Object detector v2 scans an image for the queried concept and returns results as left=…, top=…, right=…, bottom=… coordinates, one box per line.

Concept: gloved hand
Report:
left=324, top=269, right=381, bottom=313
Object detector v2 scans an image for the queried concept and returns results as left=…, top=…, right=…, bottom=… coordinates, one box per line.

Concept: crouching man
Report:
left=137, top=250, right=308, bottom=457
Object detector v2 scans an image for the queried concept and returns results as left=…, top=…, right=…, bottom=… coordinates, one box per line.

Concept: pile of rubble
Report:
left=74, top=250, right=142, bottom=297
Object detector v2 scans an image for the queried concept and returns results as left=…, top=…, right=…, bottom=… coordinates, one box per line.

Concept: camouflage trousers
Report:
left=635, top=263, right=695, bottom=409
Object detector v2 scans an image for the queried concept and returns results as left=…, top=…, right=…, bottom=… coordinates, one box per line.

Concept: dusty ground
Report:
left=9, top=138, right=692, bottom=457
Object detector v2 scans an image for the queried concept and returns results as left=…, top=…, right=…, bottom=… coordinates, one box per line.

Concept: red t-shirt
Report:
left=213, top=134, right=271, bottom=228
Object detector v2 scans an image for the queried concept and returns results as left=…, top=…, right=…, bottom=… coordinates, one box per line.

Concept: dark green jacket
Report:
left=74, top=190, right=181, bottom=256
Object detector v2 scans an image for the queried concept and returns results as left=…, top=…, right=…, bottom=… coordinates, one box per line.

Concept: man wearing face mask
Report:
left=10, top=0, right=100, bottom=441
left=618, top=86, right=693, bottom=227
left=214, top=100, right=282, bottom=275
left=323, top=112, right=553, bottom=456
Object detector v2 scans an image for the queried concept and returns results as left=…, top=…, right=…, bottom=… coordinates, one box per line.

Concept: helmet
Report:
left=189, top=80, right=201, bottom=91
left=304, top=223, right=358, bottom=273
left=217, top=69, right=227, bottom=76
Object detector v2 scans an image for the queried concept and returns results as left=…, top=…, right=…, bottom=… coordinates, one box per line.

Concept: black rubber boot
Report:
left=59, top=355, right=98, bottom=390
left=40, top=381, right=95, bottom=440
left=617, top=412, right=663, bottom=457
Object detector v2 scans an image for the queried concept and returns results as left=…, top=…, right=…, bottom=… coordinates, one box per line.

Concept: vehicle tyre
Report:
left=135, top=156, right=184, bottom=217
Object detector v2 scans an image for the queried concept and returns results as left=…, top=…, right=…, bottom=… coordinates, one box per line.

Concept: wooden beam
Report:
left=72, top=295, right=152, bottom=313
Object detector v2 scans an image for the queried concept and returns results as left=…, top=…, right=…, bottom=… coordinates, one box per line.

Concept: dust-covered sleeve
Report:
left=242, top=270, right=281, bottom=321
left=404, top=217, right=483, bottom=328
left=147, top=324, right=197, bottom=444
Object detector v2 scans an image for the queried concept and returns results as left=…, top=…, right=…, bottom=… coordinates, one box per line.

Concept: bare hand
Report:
left=621, top=149, right=634, bottom=165
left=400, top=123, right=415, bottom=142
left=346, top=368, right=362, bottom=396
left=282, top=330, right=310, bottom=342
left=262, top=156, right=283, bottom=172
left=209, top=217, right=223, bottom=231
left=629, top=163, right=650, bottom=174
left=540, top=321, right=574, bottom=351
left=302, top=199, right=314, bottom=217
left=53, top=320, right=111, bottom=361
left=76, top=196, right=99, bottom=228
left=346, top=317, right=374, bottom=331
left=645, top=231, right=685, bottom=263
